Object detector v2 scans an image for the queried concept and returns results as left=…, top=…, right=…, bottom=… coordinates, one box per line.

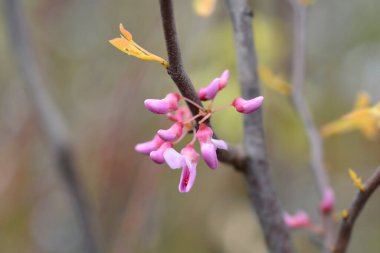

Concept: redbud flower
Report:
left=232, top=96, right=264, bottom=114
left=219, top=70, right=229, bottom=90
left=196, top=124, right=228, bottom=169
left=135, top=134, right=165, bottom=155
left=131, top=69, right=263, bottom=192
left=164, top=144, right=200, bottom=192
left=283, top=210, right=311, bottom=229
left=166, top=106, right=192, bottom=123
left=144, top=93, right=180, bottom=114
left=198, top=78, right=220, bottom=101
left=198, top=70, right=229, bottom=101
left=319, top=187, right=335, bottom=214
left=157, top=122, right=184, bottom=141
left=150, top=142, right=173, bottom=164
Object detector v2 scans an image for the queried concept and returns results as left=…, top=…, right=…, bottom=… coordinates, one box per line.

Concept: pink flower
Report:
left=196, top=124, right=228, bottom=169
left=135, top=69, right=241, bottom=191
left=319, top=187, right=335, bottom=214
left=164, top=144, right=200, bottom=192
left=149, top=142, right=173, bottom=164
left=144, top=93, right=180, bottom=114
left=198, top=78, right=221, bottom=101
left=219, top=70, right=229, bottom=90
left=283, top=210, right=311, bottom=229
left=135, top=134, right=165, bottom=155
left=166, top=106, right=191, bottom=122
left=198, top=70, right=230, bottom=101
left=232, top=96, right=264, bottom=114
left=157, top=122, right=183, bottom=141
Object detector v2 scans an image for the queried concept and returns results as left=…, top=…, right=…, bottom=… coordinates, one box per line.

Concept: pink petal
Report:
left=165, top=93, right=180, bottom=111
left=181, top=144, right=200, bottom=164
left=232, top=96, right=264, bottom=114
left=219, top=70, right=229, bottom=90
left=196, top=123, right=213, bottom=143
left=198, top=78, right=220, bottom=101
left=200, top=142, right=218, bottom=169
left=319, top=187, right=335, bottom=214
left=157, top=122, right=183, bottom=141
left=179, top=164, right=197, bottom=193
left=163, top=148, right=185, bottom=169
left=144, top=93, right=180, bottom=114
left=211, top=139, right=228, bottom=150
left=135, top=135, right=164, bottom=155
left=150, top=142, right=173, bottom=164
left=283, top=210, right=310, bottom=229
left=144, top=99, right=170, bottom=114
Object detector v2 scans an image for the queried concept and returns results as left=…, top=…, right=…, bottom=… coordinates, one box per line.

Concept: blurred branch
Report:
left=334, top=167, right=380, bottom=253
left=225, top=0, right=294, bottom=252
left=288, top=0, right=335, bottom=250
left=158, top=0, right=245, bottom=169
left=4, top=1, right=99, bottom=253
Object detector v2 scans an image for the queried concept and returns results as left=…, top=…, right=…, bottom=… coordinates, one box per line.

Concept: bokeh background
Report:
left=1, top=0, right=380, bottom=252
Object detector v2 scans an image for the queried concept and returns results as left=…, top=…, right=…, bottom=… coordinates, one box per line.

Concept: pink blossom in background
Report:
left=319, top=187, right=335, bottom=214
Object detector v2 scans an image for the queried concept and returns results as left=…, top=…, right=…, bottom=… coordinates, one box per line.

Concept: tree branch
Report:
left=288, top=0, right=335, bottom=249
left=158, top=0, right=245, bottom=169
left=4, top=1, right=99, bottom=253
left=333, top=167, right=380, bottom=253
left=159, top=0, right=202, bottom=117
left=225, top=0, right=295, bottom=252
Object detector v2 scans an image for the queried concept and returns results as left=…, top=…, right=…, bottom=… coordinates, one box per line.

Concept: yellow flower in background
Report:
left=321, top=92, right=380, bottom=140
left=259, top=66, right=292, bottom=96
left=298, top=0, right=314, bottom=6
left=354, top=91, right=370, bottom=109
left=348, top=168, right=365, bottom=192
left=341, top=209, right=348, bottom=219
left=193, top=0, right=217, bottom=17
left=109, top=24, right=169, bottom=68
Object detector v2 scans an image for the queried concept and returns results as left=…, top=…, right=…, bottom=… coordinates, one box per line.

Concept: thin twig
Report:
left=158, top=0, right=245, bottom=169
left=288, top=0, right=335, bottom=249
left=225, top=0, right=295, bottom=252
left=333, top=167, right=380, bottom=253
left=159, top=0, right=203, bottom=117
left=4, top=1, right=99, bottom=253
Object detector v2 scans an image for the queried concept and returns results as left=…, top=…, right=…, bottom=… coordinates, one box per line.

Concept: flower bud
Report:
left=198, top=78, right=221, bottom=101
left=149, top=142, right=173, bottom=164
left=232, top=96, right=264, bottom=114
left=284, top=210, right=311, bottom=229
left=319, top=188, right=335, bottom=214
left=144, top=93, right=180, bottom=114
left=219, top=70, right=229, bottom=90
left=135, top=134, right=165, bottom=155
left=157, top=122, right=183, bottom=141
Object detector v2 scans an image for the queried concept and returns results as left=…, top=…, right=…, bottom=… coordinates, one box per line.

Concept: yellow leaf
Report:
left=259, top=66, right=292, bottom=95
left=354, top=91, right=370, bottom=109
left=321, top=92, right=380, bottom=140
left=119, top=23, right=132, bottom=40
left=298, top=0, right=314, bottom=6
left=348, top=168, right=365, bottom=192
left=109, top=23, right=169, bottom=68
left=193, top=0, right=217, bottom=17
left=341, top=209, right=348, bottom=219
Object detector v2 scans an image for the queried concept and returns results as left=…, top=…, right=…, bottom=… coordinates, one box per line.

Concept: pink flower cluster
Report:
left=135, top=70, right=264, bottom=192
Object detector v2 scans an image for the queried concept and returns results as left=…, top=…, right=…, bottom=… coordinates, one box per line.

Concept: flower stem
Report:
left=181, top=96, right=206, bottom=112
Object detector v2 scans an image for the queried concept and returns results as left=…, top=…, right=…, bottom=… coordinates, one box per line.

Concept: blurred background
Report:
left=1, top=0, right=380, bottom=252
